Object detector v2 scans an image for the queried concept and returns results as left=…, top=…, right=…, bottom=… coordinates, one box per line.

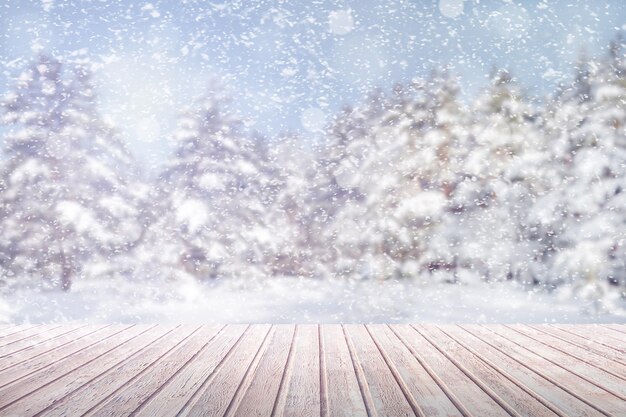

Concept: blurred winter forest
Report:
left=1, top=29, right=626, bottom=322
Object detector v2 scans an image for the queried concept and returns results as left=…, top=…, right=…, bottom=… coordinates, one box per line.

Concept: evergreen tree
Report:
left=0, top=54, right=145, bottom=291
left=156, top=83, right=272, bottom=280
left=459, top=68, right=545, bottom=283
left=265, top=132, right=315, bottom=277
left=540, top=37, right=626, bottom=296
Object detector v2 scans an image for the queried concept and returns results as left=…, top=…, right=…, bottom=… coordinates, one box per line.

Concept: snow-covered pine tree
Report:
left=325, top=72, right=468, bottom=282
left=404, top=70, right=471, bottom=283
left=315, top=90, right=392, bottom=279
left=460, top=68, right=545, bottom=283
left=0, top=55, right=67, bottom=291
left=157, top=82, right=272, bottom=281
left=342, top=80, right=434, bottom=281
left=61, top=57, right=150, bottom=282
left=264, top=132, right=315, bottom=277
left=540, top=36, right=626, bottom=298
left=0, top=54, right=145, bottom=291
left=530, top=54, right=595, bottom=288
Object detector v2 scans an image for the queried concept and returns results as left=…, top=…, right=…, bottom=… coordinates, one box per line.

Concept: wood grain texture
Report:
left=462, top=325, right=625, bottom=416
left=0, top=324, right=89, bottom=360
left=554, top=325, right=626, bottom=354
left=0, top=324, right=127, bottom=386
left=319, top=324, right=368, bottom=417
left=343, top=324, right=416, bottom=417
left=0, top=325, right=58, bottom=348
left=0, top=325, right=171, bottom=416
left=40, top=325, right=199, bottom=417
left=85, top=325, right=223, bottom=416
left=392, top=324, right=511, bottom=417
left=484, top=325, right=626, bottom=400
left=274, top=324, right=321, bottom=417
left=231, top=324, right=295, bottom=417
left=0, top=324, right=41, bottom=339
left=184, top=324, right=272, bottom=417
left=443, top=325, right=607, bottom=417
left=509, top=325, right=626, bottom=380
left=530, top=324, right=626, bottom=366
left=0, top=324, right=623, bottom=417
left=367, top=324, right=460, bottom=417
left=415, top=325, right=559, bottom=417
left=130, top=324, right=247, bottom=417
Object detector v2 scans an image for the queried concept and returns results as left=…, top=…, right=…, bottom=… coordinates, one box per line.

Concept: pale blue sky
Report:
left=1, top=0, right=625, bottom=169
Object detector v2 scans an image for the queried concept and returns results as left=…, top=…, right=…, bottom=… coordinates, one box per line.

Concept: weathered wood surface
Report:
left=0, top=324, right=624, bottom=416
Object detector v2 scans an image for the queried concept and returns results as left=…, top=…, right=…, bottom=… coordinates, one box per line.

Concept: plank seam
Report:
left=413, top=325, right=523, bottom=417
left=223, top=325, right=275, bottom=417
left=0, top=325, right=113, bottom=370
left=0, top=325, right=62, bottom=349
left=318, top=324, right=328, bottom=417
left=598, top=324, right=626, bottom=339
left=438, top=326, right=569, bottom=417
left=32, top=325, right=187, bottom=417
left=553, top=326, right=626, bottom=354
left=126, top=325, right=227, bottom=417
left=177, top=325, right=252, bottom=416
left=529, top=325, right=626, bottom=367
left=504, top=325, right=626, bottom=382
left=459, top=325, right=613, bottom=417
left=271, top=324, right=298, bottom=417
left=387, top=325, right=475, bottom=417
left=0, top=324, right=91, bottom=360
left=0, top=324, right=158, bottom=412
left=0, top=324, right=129, bottom=387
left=42, top=325, right=201, bottom=416
left=0, top=324, right=44, bottom=340
left=342, top=325, right=377, bottom=417
left=481, top=325, right=626, bottom=401
left=365, top=325, right=425, bottom=417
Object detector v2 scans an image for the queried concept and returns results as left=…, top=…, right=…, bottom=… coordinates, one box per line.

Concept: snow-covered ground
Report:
left=2, top=278, right=624, bottom=324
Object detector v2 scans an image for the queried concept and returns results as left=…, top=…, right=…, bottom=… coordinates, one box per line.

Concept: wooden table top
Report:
left=0, top=323, right=624, bottom=416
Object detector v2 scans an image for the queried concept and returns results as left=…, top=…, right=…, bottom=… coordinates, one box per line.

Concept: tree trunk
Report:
left=59, top=247, right=73, bottom=292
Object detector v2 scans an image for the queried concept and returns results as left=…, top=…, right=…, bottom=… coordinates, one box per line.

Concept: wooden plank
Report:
left=343, top=324, right=415, bottom=417
left=0, top=324, right=60, bottom=348
left=273, top=324, right=322, bottom=417
left=317, top=324, right=368, bottom=417
left=128, top=325, right=248, bottom=417
left=83, top=325, right=223, bottom=416
left=555, top=325, right=625, bottom=354
left=597, top=324, right=626, bottom=342
left=0, top=324, right=41, bottom=339
left=487, top=325, right=626, bottom=398
left=183, top=324, right=272, bottom=416
left=601, top=324, right=626, bottom=335
left=417, top=325, right=560, bottom=417
left=231, top=325, right=296, bottom=417
left=508, top=325, right=626, bottom=380
left=0, top=325, right=126, bottom=386
left=0, top=324, right=89, bottom=359
left=529, top=325, right=626, bottom=366
left=366, top=325, right=461, bottom=417
left=0, top=325, right=154, bottom=411
left=0, top=324, right=16, bottom=333
left=573, top=325, right=626, bottom=345
left=462, top=325, right=624, bottom=416
left=0, top=325, right=174, bottom=416
left=37, top=325, right=199, bottom=417
left=1, top=324, right=624, bottom=416
left=392, top=324, right=511, bottom=417
left=0, top=324, right=110, bottom=370
left=443, top=325, right=608, bottom=417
